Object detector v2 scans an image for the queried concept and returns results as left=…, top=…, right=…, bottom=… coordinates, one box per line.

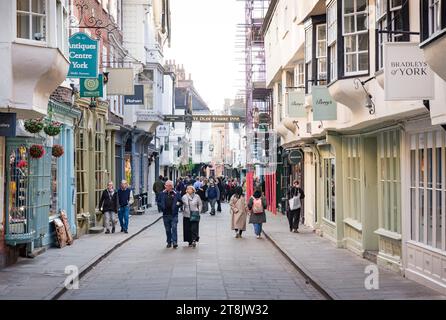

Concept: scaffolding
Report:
left=236, top=0, right=273, bottom=171
left=237, top=1, right=276, bottom=212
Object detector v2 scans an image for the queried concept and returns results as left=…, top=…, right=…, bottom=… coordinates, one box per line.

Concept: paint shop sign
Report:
left=384, top=42, right=434, bottom=101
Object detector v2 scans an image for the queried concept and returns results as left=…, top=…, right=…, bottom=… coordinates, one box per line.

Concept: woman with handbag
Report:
left=182, top=185, right=202, bottom=247
left=287, top=180, right=305, bottom=233
left=229, top=186, right=248, bottom=238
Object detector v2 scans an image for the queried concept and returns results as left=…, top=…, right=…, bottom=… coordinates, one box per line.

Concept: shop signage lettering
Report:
left=287, top=91, right=306, bottom=117
left=163, top=115, right=245, bottom=123
left=156, top=125, right=170, bottom=137
left=80, top=74, right=103, bottom=98
left=289, top=149, right=303, bottom=165
left=67, top=32, right=99, bottom=78
left=312, top=86, right=337, bottom=121
left=124, top=85, right=144, bottom=105
left=384, top=42, right=435, bottom=101
left=0, top=113, right=16, bottom=137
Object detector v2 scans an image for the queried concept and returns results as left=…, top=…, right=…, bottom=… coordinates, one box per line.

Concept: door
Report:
left=363, top=137, right=379, bottom=251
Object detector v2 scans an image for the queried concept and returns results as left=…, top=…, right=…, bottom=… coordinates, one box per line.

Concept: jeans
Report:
left=104, top=211, right=116, bottom=232
left=201, top=200, right=209, bottom=213
left=209, top=199, right=218, bottom=214
left=118, top=206, right=130, bottom=231
left=253, top=223, right=263, bottom=236
left=163, top=214, right=178, bottom=244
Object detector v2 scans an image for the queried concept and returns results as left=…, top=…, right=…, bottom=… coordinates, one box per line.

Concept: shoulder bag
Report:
left=288, top=188, right=301, bottom=211
left=189, top=196, right=201, bottom=222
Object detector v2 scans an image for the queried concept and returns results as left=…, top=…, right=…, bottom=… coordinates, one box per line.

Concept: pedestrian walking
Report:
left=229, top=186, right=248, bottom=238
left=206, top=180, right=220, bottom=215
left=117, top=180, right=134, bottom=233
left=153, top=175, right=165, bottom=213
left=247, top=190, right=267, bottom=239
left=287, top=180, right=305, bottom=233
left=182, top=186, right=202, bottom=247
left=158, top=180, right=182, bottom=249
left=99, top=181, right=118, bottom=234
left=217, top=177, right=224, bottom=211
left=197, top=178, right=209, bottom=213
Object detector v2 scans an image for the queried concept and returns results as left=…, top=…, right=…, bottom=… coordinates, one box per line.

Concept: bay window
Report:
left=56, top=0, right=69, bottom=56
left=304, top=16, right=326, bottom=93
left=17, top=0, right=47, bottom=41
left=376, top=0, right=409, bottom=70
left=342, top=0, right=369, bottom=75
left=327, top=1, right=338, bottom=82
left=429, top=0, right=442, bottom=35
left=421, top=0, right=445, bottom=44
left=317, top=24, right=327, bottom=85
left=305, top=25, right=313, bottom=93
left=409, top=130, right=445, bottom=251
left=294, top=62, right=305, bottom=88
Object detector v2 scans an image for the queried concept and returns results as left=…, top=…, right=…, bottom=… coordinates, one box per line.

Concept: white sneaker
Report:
left=256, top=235, right=261, bottom=239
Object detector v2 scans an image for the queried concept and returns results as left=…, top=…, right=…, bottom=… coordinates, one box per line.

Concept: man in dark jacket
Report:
left=153, top=175, right=165, bottom=213
left=206, top=181, right=220, bottom=216
left=158, top=180, right=183, bottom=248
left=99, top=181, right=118, bottom=234
left=287, top=180, right=305, bottom=233
left=117, top=180, right=134, bottom=234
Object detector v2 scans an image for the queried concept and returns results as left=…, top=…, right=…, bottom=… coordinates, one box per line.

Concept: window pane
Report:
left=411, top=188, right=416, bottom=239
left=436, top=147, right=442, bottom=189
left=357, top=13, right=368, bottom=31
left=32, top=15, right=45, bottom=40
left=344, top=15, right=355, bottom=33
left=427, top=189, right=433, bottom=246
left=346, top=54, right=357, bottom=73
left=32, top=0, right=45, bottom=14
left=345, top=35, right=356, bottom=52
left=427, top=148, right=433, bottom=188
left=391, top=0, right=402, bottom=8
left=17, top=12, right=30, bottom=39
left=357, top=0, right=368, bottom=11
left=344, top=0, right=354, bottom=14
left=359, top=52, right=369, bottom=71
left=318, top=42, right=327, bottom=57
left=17, top=0, right=30, bottom=11
left=318, top=25, right=326, bottom=40
left=419, top=148, right=425, bottom=188
left=358, top=33, right=369, bottom=50
left=436, top=190, right=442, bottom=248
left=419, top=189, right=424, bottom=242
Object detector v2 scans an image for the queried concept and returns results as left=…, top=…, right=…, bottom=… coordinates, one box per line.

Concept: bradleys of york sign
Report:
left=384, top=42, right=435, bottom=101
left=67, top=32, right=99, bottom=78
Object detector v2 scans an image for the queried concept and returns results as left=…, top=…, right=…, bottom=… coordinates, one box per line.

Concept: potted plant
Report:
left=29, top=144, right=45, bottom=159
left=52, top=144, right=64, bottom=158
left=17, top=159, right=28, bottom=169
left=24, top=119, right=44, bottom=134
left=44, top=121, right=62, bottom=136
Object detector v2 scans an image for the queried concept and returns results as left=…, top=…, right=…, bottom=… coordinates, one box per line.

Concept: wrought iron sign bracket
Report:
left=354, top=77, right=376, bottom=115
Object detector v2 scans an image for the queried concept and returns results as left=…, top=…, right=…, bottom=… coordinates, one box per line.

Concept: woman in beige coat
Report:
left=229, top=186, right=248, bottom=238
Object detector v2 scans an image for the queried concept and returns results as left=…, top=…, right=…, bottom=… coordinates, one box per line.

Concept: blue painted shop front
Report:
left=4, top=100, right=79, bottom=253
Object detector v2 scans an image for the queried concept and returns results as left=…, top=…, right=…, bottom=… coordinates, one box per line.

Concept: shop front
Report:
left=403, top=118, right=446, bottom=294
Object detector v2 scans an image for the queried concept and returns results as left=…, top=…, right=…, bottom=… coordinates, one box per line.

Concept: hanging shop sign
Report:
left=124, top=85, right=144, bottom=105
left=67, top=32, right=99, bottom=78
left=106, top=68, right=135, bottom=95
left=287, top=91, right=306, bottom=117
left=288, top=149, right=303, bottom=165
left=312, top=86, right=337, bottom=121
left=156, top=125, right=170, bottom=137
left=0, top=113, right=16, bottom=137
left=384, top=42, right=435, bottom=101
left=80, top=74, right=104, bottom=98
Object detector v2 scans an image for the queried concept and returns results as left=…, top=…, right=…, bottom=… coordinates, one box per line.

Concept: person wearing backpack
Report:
left=287, top=180, right=305, bottom=233
left=206, top=181, right=220, bottom=215
left=247, top=190, right=267, bottom=239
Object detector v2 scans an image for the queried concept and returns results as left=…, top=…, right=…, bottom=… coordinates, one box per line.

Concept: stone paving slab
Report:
left=0, top=210, right=162, bottom=300
left=262, top=211, right=446, bottom=300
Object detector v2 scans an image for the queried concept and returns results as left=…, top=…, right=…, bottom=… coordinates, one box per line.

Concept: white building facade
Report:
left=264, top=0, right=446, bottom=294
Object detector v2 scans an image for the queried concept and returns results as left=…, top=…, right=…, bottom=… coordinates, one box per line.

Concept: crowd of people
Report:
left=97, top=174, right=305, bottom=250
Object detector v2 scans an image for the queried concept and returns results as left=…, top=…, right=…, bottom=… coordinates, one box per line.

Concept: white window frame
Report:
left=409, top=130, right=445, bottom=251
left=316, top=24, right=327, bottom=84
left=56, top=0, right=69, bottom=56
left=342, top=0, right=369, bottom=76
left=328, top=1, right=338, bottom=82
left=344, top=137, right=362, bottom=223
left=16, top=0, right=48, bottom=42
left=294, top=61, right=305, bottom=88
left=429, top=0, right=442, bottom=36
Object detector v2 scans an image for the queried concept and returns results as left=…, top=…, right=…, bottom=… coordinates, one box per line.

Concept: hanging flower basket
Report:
left=52, top=144, right=64, bottom=158
left=17, top=159, right=28, bottom=169
left=44, top=121, right=62, bottom=136
left=24, top=119, right=44, bottom=134
left=29, top=145, right=45, bottom=159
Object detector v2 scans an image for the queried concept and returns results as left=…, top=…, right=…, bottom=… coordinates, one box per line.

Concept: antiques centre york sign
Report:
left=67, top=32, right=99, bottom=78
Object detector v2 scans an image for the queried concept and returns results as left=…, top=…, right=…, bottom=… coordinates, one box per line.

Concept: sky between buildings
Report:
left=165, top=0, right=245, bottom=112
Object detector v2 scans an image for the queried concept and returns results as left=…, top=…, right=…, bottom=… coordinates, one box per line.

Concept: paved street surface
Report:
left=262, top=212, right=446, bottom=300
left=60, top=203, right=324, bottom=300
left=0, top=210, right=162, bottom=300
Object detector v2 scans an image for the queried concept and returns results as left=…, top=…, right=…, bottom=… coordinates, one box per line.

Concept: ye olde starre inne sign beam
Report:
left=164, top=115, right=246, bottom=123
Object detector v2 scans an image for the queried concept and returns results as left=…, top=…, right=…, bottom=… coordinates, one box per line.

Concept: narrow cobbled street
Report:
left=60, top=203, right=324, bottom=300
